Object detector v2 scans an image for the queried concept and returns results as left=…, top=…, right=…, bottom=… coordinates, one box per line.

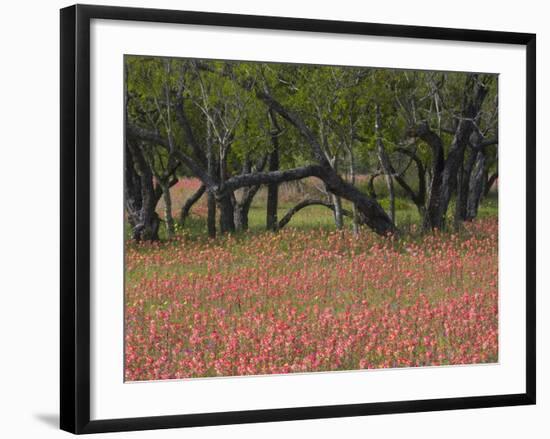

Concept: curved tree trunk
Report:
left=126, top=141, right=160, bottom=241
left=234, top=185, right=261, bottom=232
left=410, top=123, right=446, bottom=230
left=409, top=75, right=488, bottom=231
left=179, top=184, right=206, bottom=225
left=278, top=199, right=352, bottom=229
left=367, top=172, right=379, bottom=199
left=434, top=75, right=488, bottom=229
left=394, top=147, right=427, bottom=220
left=222, top=165, right=395, bottom=235
left=484, top=172, right=498, bottom=197
left=128, top=88, right=396, bottom=237
left=322, top=171, right=396, bottom=235
left=256, top=90, right=396, bottom=236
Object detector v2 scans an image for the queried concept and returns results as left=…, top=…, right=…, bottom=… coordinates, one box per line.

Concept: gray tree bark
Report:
left=206, top=191, right=216, bottom=238
left=375, top=104, right=395, bottom=225
left=466, top=150, right=487, bottom=220
left=160, top=180, right=176, bottom=239
left=126, top=141, right=160, bottom=241
left=218, top=192, right=236, bottom=234
left=331, top=193, right=344, bottom=230
left=179, top=184, right=206, bottom=225
left=234, top=185, right=261, bottom=231
left=266, top=110, right=280, bottom=231
left=256, top=90, right=396, bottom=235
left=408, top=74, right=488, bottom=230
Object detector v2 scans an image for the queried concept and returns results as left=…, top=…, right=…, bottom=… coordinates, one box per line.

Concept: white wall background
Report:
left=0, top=0, right=546, bottom=437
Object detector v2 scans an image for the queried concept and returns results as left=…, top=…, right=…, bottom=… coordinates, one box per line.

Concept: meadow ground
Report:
left=124, top=178, right=498, bottom=381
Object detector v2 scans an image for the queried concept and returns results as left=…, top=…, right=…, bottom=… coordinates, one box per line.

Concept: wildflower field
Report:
left=125, top=183, right=498, bottom=381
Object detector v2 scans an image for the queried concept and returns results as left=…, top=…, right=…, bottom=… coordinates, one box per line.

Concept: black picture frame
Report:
left=60, top=4, right=536, bottom=434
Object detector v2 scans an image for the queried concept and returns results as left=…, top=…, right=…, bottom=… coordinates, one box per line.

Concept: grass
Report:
left=154, top=176, right=497, bottom=235
left=125, top=218, right=498, bottom=381
left=124, top=177, right=499, bottom=381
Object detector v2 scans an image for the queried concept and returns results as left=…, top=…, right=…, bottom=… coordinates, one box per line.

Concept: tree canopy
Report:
left=125, top=55, right=498, bottom=241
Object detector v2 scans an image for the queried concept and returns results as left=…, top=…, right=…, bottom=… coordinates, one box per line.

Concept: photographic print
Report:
left=124, top=56, right=499, bottom=382
left=60, top=6, right=535, bottom=432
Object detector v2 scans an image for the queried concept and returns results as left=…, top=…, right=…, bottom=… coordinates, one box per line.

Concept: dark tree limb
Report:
left=407, top=121, right=445, bottom=229
left=266, top=109, right=281, bottom=231
left=223, top=165, right=325, bottom=191
left=126, top=141, right=160, bottom=241
left=367, top=172, right=380, bottom=199
left=485, top=172, right=499, bottom=196
left=474, top=138, right=498, bottom=149
left=395, top=147, right=426, bottom=207
left=255, top=90, right=395, bottom=235
left=375, top=104, right=395, bottom=224
left=278, top=199, right=352, bottom=229
left=174, top=95, right=207, bottom=166
left=437, top=74, right=488, bottom=228
left=255, top=90, right=331, bottom=168
left=127, top=123, right=217, bottom=188
left=466, top=150, right=487, bottom=220
left=179, top=183, right=206, bottom=225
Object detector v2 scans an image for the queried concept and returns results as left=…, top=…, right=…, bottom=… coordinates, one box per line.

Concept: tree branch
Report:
left=255, top=90, right=331, bottom=168
left=127, top=123, right=217, bottom=188
left=179, top=183, right=206, bottom=224
left=278, top=199, right=352, bottom=229
left=223, top=165, right=325, bottom=192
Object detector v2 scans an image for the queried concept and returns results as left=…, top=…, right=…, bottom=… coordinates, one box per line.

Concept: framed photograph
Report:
left=60, top=4, right=536, bottom=434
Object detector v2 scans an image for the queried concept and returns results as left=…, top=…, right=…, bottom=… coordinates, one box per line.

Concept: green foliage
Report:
left=126, top=55, right=498, bottom=236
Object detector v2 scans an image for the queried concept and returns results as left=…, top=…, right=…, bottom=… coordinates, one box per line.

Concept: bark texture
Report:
left=179, top=184, right=206, bottom=225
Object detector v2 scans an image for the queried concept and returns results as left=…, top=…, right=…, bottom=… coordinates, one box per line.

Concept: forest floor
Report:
left=124, top=178, right=498, bottom=381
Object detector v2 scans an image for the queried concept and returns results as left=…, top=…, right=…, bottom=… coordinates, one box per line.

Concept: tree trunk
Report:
left=367, top=173, right=378, bottom=199
left=484, top=172, right=498, bottom=197
left=207, top=191, right=216, bottom=238
left=233, top=204, right=246, bottom=232
left=375, top=104, right=395, bottom=225
left=218, top=192, right=236, bottom=234
left=322, top=171, right=395, bottom=235
left=394, top=147, right=427, bottom=220
left=466, top=150, right=487, bottom=220
left=124, top=141, right=143, bottom=232
left=205, top=118, right=218, bottom=238
left=266, top=149, right=280, bottom=231
left=411, top=123, right=445, bottom=230
left=256, top=89, right=395, bottom=235
left=434, top=75, right=488, bottom=229
left=454, top=145, right=479, bottom=226
left=331, top=193, right=344, bottom=230
left=160, top=181, right=175, bottom=239
left=266, top=111, right=280, bottom=231
left=179, top=184, right=206, bottom=225
left=234, top=185, right=261, bottom=232
left=411, top=75, right=487, bottom=231
left=126, top=141, right=160, bottom=241
left=349, top=149, right=359, bottom=237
